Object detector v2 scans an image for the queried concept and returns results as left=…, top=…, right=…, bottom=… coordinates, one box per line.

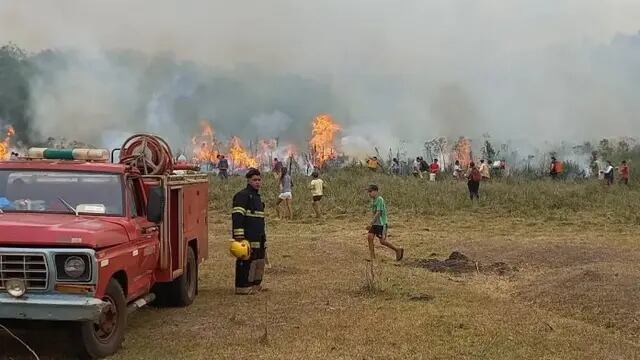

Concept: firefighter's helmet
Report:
left=229, top=240, right=251, bottom=260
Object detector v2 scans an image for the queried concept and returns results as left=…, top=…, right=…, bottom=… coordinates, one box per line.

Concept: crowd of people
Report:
left=226, top=154, right=633, bottom=295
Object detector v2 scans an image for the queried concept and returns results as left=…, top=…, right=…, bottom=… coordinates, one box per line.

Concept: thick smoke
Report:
left=1, top=0, right=640, bottom=156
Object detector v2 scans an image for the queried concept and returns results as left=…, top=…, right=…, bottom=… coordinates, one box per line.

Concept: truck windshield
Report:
left=0, top=170, right=123, bottom=216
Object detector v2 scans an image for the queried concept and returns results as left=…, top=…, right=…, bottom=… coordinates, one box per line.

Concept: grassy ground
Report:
left=2, top=172, right=639, bottom=359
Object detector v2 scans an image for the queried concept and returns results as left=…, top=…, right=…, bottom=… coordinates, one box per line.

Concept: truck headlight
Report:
left=6, top=279, right=26, bottom=298
left=55, top=254, right=91, bottom=282
left=64, top=256, right=86, bottom=278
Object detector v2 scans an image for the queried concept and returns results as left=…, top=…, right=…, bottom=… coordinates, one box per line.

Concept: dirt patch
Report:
left=461, top=242, right=639, bottom=270
left=412, top=251, right=516, bottom=276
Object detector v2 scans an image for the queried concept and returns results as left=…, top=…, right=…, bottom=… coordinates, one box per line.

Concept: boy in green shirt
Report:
left=366, top=184, right=404, bottom=261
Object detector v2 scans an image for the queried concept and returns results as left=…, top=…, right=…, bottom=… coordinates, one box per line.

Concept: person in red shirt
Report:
left=619, top=160, right=630, bottom=185
left=429, top=159, right=440, bottom=174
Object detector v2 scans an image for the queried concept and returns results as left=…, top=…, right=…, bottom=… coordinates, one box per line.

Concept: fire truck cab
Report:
left=0, top=142, right=208, bottom=358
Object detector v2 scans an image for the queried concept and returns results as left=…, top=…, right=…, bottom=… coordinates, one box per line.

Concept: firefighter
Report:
left=231, top=168, right=267, bottom=295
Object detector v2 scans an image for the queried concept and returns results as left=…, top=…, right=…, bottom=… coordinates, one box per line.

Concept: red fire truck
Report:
left=0, top=135, right=208, bottom=358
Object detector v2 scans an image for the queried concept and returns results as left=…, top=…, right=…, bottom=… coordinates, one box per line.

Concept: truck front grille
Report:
left=0, top=253, right=48, bottom=290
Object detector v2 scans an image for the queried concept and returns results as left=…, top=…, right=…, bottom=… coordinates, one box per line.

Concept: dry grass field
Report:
left=2, top=171, right=639, bottom=359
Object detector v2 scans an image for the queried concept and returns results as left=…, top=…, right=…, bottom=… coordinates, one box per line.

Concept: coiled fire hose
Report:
left=119, top=134, right=174, bottom=175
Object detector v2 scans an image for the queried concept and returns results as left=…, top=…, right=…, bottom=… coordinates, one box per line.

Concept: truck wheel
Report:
left=77, top=279, right=127, bottom=359
left=168, top=247, right=198, bottom=306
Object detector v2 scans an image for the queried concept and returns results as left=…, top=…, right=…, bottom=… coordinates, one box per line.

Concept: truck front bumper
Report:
left=0, top=293, right=106, bottom=321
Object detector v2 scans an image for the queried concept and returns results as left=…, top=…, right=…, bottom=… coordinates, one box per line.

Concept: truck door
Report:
left=126, top=177, right=160, bottom=294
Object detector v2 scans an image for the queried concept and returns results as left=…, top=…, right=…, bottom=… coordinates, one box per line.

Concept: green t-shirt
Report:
left=371, top=196, right=388, bottom=226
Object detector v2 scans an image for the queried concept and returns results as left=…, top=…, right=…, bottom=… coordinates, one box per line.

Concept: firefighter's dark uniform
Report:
left=232, top=185, right=266, bottom=294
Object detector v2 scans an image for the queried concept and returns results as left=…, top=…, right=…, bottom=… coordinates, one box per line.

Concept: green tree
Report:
left=617, top=139, right=630, bottom=155
left=0, top=43, right=33, bottom=142
left=598, top=138, right=613, bottom=159
left=482, top=139, right=496, bottom=163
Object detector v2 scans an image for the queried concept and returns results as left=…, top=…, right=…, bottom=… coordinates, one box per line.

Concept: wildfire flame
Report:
left=229, top=136, right=257, bottom=169
left=285, top=144, right=297, bottom=159
left=256, top=138, right=277, bottom=167
left=191, top=120, right=219, bottom=162
left=258, top=139, right=277, bottom=153
left=0, top=126, right=15, bottom=160
left=453, top=137, right=472, bottom=167
left=310, top=114, right=340, bottom=166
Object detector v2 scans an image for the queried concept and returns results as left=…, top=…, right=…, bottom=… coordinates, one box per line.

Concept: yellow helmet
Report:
left=229, top=240, right=251, bottom=260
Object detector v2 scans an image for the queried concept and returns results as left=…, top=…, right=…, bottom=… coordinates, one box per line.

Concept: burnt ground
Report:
left=412, top=251, right=517, bottom=276
left=2, top=214, right=639, bottom=359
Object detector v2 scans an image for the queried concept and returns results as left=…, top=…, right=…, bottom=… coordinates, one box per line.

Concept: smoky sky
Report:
left=1, top=0, right=640, bottom=155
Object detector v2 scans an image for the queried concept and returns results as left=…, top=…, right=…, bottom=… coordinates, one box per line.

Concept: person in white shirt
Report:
left=309, top=171, right=325, bottom=218
left=412, top=157, right=423, bottom=178
left=453, top=160, right=462, bottom=180
left=603, top=161, right=614, bottom=186
left=479, top=159, right=491, bottom=180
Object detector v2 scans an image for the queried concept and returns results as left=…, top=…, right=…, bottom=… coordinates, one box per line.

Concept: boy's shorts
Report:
left=368, top=225, right=386, bottom=239
left=278, top=192, right=292, bottom=200
left=312, top=195, right=323, bottom=202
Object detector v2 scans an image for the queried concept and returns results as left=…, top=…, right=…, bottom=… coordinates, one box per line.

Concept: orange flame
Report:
left=258, top=139, right=277, bottom=153
left=0, top=126, right=15, bottom=160
left=191, top=120, right=219, bottom=162
left=453, top=137, right=472, bottom=167
left=229, top=136, right=257, bottom=168
left=285, top=144, right=297, bottom=159
left=310, top=114, right=340, bottom=166
left=256, top=138, right=277, bottom=167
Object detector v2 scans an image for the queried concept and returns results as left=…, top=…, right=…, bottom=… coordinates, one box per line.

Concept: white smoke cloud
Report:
left=1, top=0, right=640, bottom=155
left=249, top=111, right=293, bottom=139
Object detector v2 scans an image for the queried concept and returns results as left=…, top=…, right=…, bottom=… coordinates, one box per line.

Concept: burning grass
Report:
left=0, top=125, right=15, bottom=160
left=310, top=113, right=340, bottom=167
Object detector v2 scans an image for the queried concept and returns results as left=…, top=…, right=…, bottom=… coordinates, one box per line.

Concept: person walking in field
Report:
left=618, top=160, right=630, bottom=185
left=429, top=159, right=440, bottom=181
left=276, top=167, right=294, bottom=219
left=453, top=160, right=463, bottom=180
left=272, top=158, right=283, bottom=179
left=467, top=161, right=481, bottom=201
left=366, top=184, right=404, bottom=261
left=550, top=157, right=563, bottom=179
left=478, top=159, right=490, bottom=180
left=391, top=158, right=401, bottom=176
left=231, top=168, right=267, bottom=295
left=367, top=156, right=381, bottom=172
left=217, top=154, right=229, bottom=179
left=309, top=171, right=325, bottom=218
left=603, top=160, right=615, bottom=186
left=419, top=157, right=429, bottom=177
left=413, top=157, right=422, bottom=178
left=430, top=159, right=440, bottom=174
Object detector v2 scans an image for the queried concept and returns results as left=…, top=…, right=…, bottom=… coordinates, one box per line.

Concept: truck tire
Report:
left=76, top=278, right=127, bottom=359
left=168, top=246, right=198, bottom=306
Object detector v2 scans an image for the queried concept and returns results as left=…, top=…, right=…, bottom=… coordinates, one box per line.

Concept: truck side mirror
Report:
left=147, top=186, right=165, bottom=223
